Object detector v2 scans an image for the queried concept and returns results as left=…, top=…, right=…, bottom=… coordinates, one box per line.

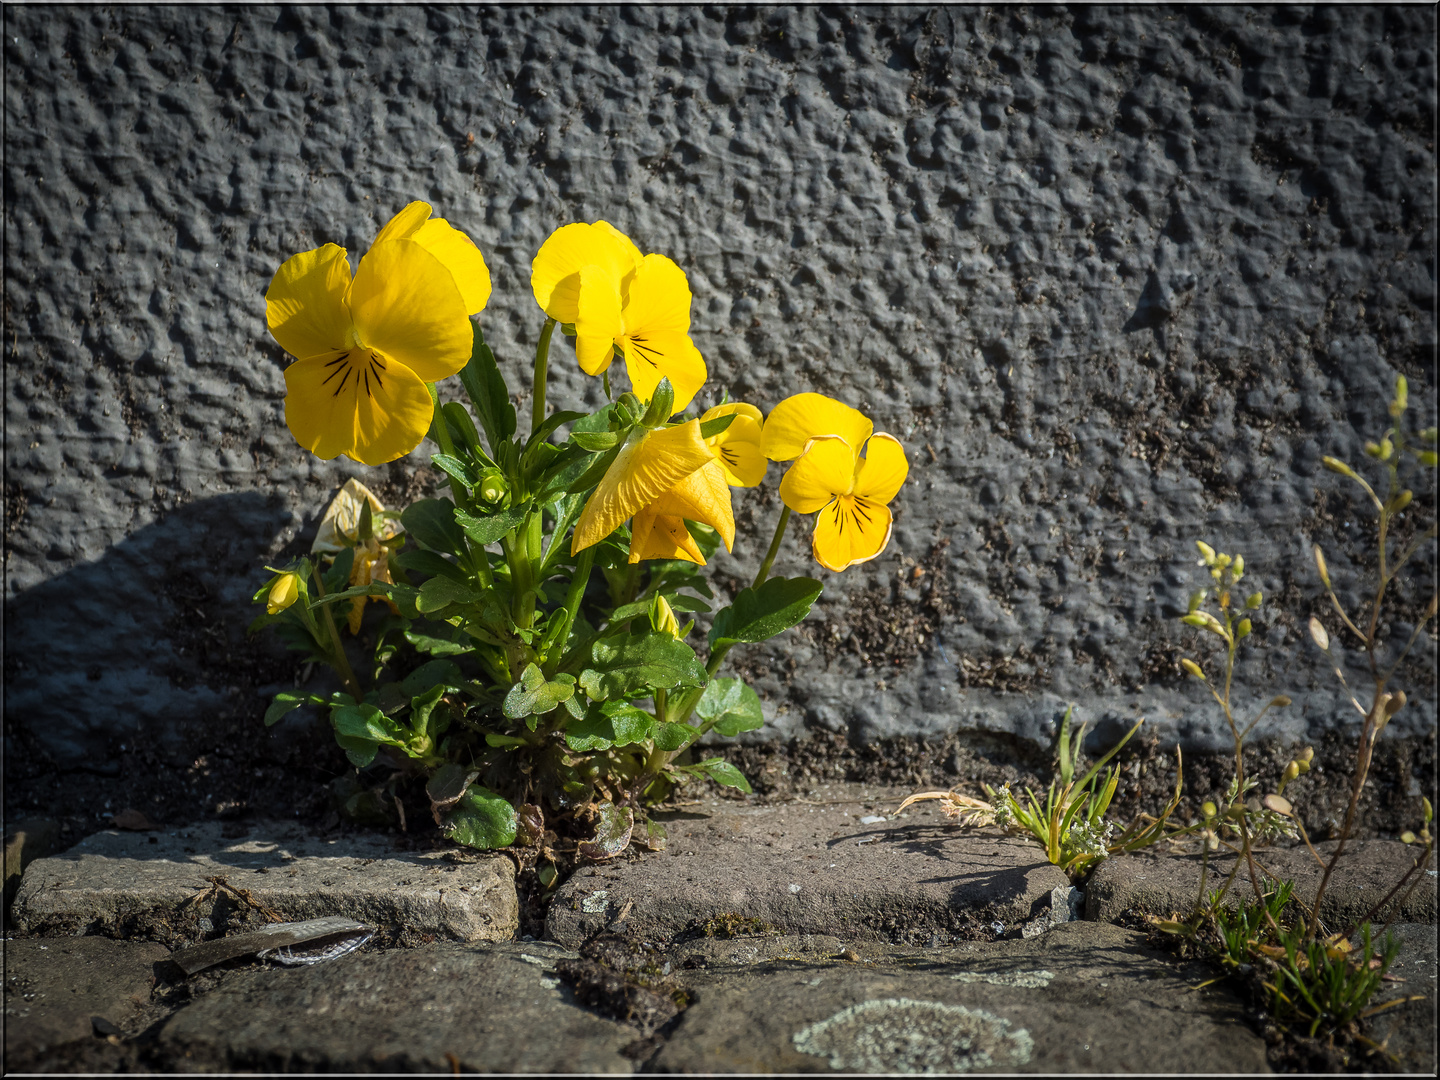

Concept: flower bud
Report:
left=1180, top=659, right=1205, bottom=680
left=478, top=469, right=509, bottom=504
left=1195, top=541, right=1217, bottom=566
left=649, top=594, right=681, bottom=639
left=1283, top=761, right=1301, bottom=784
left=1235, top=618, right=1252, bottom=640
left=1364, top=440, right=1383, bottom=458
left=1419, top=450, right=1438, bottom=467
left=1232, top=554, right=1244, bottom=577
left=1424, top=797, right=1433, bottom=825
left=267, top=572, right=301, bottom=615
left=1246, top=591, right=1263, bottom=609
left=1188, top=589, right=1206, bottom=614
left=1401, top=830, right=1417, bottom=845
left=1390, top=375, right=1408, bottom=416
left=1201, top=800, right=1218, bottom=820
left=1216, top=553, right=1233, bottom=570
left=1389, top=489, right=1412, bottom=513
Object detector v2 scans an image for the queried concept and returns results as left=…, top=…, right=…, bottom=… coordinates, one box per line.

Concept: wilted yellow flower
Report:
left=572, top=419, right=734, bottom=565
left=701, top=403, right=766, bottom=487
left=266, top=572, right=301, bottom=615
left=530, top=222, right=706, bottom=412
left=762, top=394, right=907, bottom=572
left=266, top=202, right=490, bottom=466
left=313, top=479, right=404, bottom=633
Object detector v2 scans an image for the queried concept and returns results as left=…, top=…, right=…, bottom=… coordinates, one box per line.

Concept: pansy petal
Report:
left=623, top=328, right=706, bottom=413
left=702, top=403, right=766, bottom=487
left=312, top=478, right=387, bottom=555
left=854, top=433, right=909, bottom=504
left=622, top=254, right=693, bottom=334
left=701, top=402, right=764, bottom=427
left=266, top=244, right=353, bottom=361
left=778, top=435, right=856, bottom=514
left=412, top=218, right=492, bottom=316
left=372, top=201, right=433, bottom=246
left=572, top=420, right=716, bottom=553
left=629, top=511, right=705, bottom=564
left=811, top=494, right=893, bottom=572
left=761, top=393, right=872, bottom=462
left=350, top=239, right=471, bottom=382
left=284, top=349, right=432, bottom=465
left=574, top=264, right=624, bottom=375
left=648, top=460, right=735, bottom=551
left=531, top=222, right=641, bottom=324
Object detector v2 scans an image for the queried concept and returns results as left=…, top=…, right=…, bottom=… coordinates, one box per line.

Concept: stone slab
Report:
left=4, top=818, right=62, bottom=922
left=3, top=935, right=170, bottom=1068
left=158, top=940, right=638, bottom=1072
left=1085, top=841, right=1436, bottom=926
left=548, top=791, right=1071, bottom=947
left=11, top=821, right=517, bottom=945
left=649, top=920, right=1271, bottom=1074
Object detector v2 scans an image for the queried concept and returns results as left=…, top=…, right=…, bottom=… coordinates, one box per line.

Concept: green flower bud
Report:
left=1201, top=800, right=1218, bottom=820
left=478, top=469, right=509, bottom=504
left=1390, top=375, right=1408, bottom=416
left=1232, top=554, right=1245, bottom=579
left=1246, top=591, right=1262, bottom=609
left=1235, top=618, right=1252, bottom=640
left=1188, top=590, right=1206, bottom=614
left=649, top=594, right=682, bottom=639
left=1195, top=541, right=1217, bottom=566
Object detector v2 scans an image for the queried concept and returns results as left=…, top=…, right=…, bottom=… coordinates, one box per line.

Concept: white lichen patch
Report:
left=950, top=969, right=1055, bottom=989
left=793, top=998, right=1034, bottom=1073
left=579, top=890, right=609, bottom=914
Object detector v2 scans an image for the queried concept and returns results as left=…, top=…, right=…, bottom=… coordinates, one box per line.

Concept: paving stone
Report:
left=1085, top=841, right=1436, bottom=926
left=649, top=920, right=1271, bottom=1074
left=11, top=822, right=516, bottom=946
left=548, top=792, right=1072, bottom=948
left=157, top=940, right=639, bottom=1072
left=4, top=818, right=62, bottom=921
left=3, top=935, right=169, bottom=1068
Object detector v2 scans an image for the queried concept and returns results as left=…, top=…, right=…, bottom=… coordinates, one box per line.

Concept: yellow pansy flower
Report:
left=763, top=394, right=908, bottom=572
left=571, top=419, right=735, bottom=565
left=266, top=572, right=301, bottom=615
left=701, top=403, right=767, bottom=488
left=266, top=202, right=491, bottom=466
left=531, top=222, right=706, bottom=413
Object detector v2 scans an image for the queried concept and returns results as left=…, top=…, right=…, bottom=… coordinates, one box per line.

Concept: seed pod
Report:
left=1313, top=545, right=1331, bottom=588
left=1201, top=801, right=1218, bottom=820
left=1246, top=591, right=1263, bottom=609
left=1297, top=746, right=1314, bottom=768
left=1401, top=831, right=1417, bottom=845
left=1180, top=659, right=1205, bottom=680
left=1188, top=590, right=1206, bottom=613
left=1283, top=761, right=1301, bottom=784
left=1262, top=794, right=1293, bottom=816
left=1391, top=374, right=1408, bottom=416
left=1390, top=489, right=1412, bottom=513
left=1384, top=691, right=1407, bottom=718
left=1308, top=617, right=1330, bottom=651
left=1236, top=618, right=1252, bottom=640
left=1270, top=695, right=1292, bottom=708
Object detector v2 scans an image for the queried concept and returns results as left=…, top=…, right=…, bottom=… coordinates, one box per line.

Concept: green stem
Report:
left=532, top=317, right=556, bottom=438
left=754, top=506, right=792, bottom=589
left=548, top=547, right=594, bottom=673
left=311, top=573, right=363, bottom=700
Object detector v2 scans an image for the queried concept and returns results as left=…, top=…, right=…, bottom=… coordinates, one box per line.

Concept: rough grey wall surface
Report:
left=5, top=4, right=1436, bottom=770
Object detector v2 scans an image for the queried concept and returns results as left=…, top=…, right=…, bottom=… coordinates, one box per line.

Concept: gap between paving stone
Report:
left=1085, top=841, right=1436, bottom=925
left=547, top=789, right=1072, bottom=947
left=10, top=821, right=517, bottom=946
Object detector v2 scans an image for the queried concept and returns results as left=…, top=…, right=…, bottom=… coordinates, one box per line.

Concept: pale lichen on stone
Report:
left=950, top=969, right=1055, bottom=989
left=793, top=997, right=1033, bottom=1072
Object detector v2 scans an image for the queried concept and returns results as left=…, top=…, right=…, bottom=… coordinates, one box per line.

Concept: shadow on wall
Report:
left=4, top=491, right=299, bottom=768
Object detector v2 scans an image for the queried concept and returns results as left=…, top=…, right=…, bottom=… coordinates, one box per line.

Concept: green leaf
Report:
left=441, top=401, right=484, bottom=457
left=455, top=504, right=528, bottom=546
left=652, top=720, right=692, bottom=752
left=525, top=410, right=589, bottom=454
left=404, top=626, right=472, bottom=657
left=394, top=548, right=468, bottom=584
left=264, top=691, right=307, bottom=728
left=698, top=412, right=736, bottom=439
left=696, top=677, right=765, bottom=736
left=485, top=732, right=527, bottom=748
left=331, top=703, right=407, bottom=768
left=708, top=576, right=824, bottom=649
left=564, top=702, right=657, bottom=751
left=578, top=629, right=707, bottom=701
left=459, top=323, right=516, bottom=450
left=409, top=684, right=448, bottom=739
left=503, top=663, right=577, bottom=720
left=441, top=785, right=518, bottom=850
left=400, top=659, right=465, bottom=698
left=401, top=499, right=468, bottom=558
left=691, top=757, right=753, bottom=793
left=432, top=453, right=479, bottom=488
left=669, top=594, right=712, bottom=614
left=571, top=430, right=619, bottom=452
left=577, top=800, right=634, bottom=861
left=417, top=575, right=484, bottom=614
left=537, top=444, right=619, bottom=502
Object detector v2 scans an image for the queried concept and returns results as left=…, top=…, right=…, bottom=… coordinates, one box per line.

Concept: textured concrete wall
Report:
left=5, top=5, right=1436, bottom=770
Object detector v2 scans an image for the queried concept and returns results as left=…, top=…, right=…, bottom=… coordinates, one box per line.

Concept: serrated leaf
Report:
left=410, top=683, right=448, bottom=739
left=692, top=757, right=752, bottom=793
left=696, top=677, right=765, bottom=736
left=417, top=575, right=483, bottom=614
left=404, top=626, right=472, bottom=657
left=708, top=576, right=823, bottom=649
left=441, top=785, right=518, bottom=850
left=652, top=720, right=692, bottom=752
left=564, top=702, right=657, bottom=751
left=459, top=324, right=516, bottom=450
left=401, top=498, right=468, bottom=557
left=441, top=400, right=484, bottom=456
left=455, top=504, right=527, bottom=546
left=431, top=453, right=479, bottom=488
left=331, top=703, right=406, bottom=768
left=264, top=691, right=307, bottom=728
left=503, top=663, right=577, bottom=719
left=578, top=629, right=707, bottom=700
